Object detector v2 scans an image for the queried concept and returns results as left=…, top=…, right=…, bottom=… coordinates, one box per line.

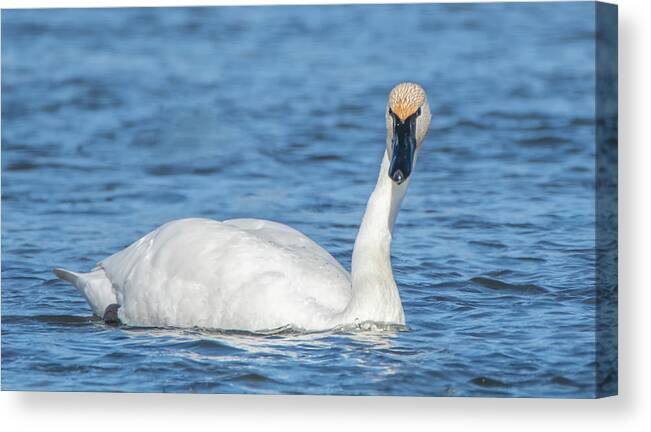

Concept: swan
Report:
left=53, top=82, right=432, bottom=332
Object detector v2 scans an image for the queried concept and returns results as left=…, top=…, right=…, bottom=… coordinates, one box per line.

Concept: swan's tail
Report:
left=53, top=268, right=81, bottom=285
left=53, top=267, right=117, bottom=317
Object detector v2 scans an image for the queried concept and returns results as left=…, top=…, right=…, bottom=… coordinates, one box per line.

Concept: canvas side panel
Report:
left=595, top=1, right=618, bottom=398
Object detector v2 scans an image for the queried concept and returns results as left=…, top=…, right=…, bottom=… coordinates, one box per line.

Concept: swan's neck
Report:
left=344, top=151, right=409, bottom=324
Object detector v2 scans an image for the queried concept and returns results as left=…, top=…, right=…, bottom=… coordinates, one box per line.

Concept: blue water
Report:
left=2, top=3, right=610, bottom=397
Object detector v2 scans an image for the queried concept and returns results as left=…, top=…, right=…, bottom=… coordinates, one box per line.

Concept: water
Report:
left=2, top=3, right=612, bottom=397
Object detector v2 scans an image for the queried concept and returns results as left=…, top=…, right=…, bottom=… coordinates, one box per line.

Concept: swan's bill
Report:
left=388, top=107, right=421, bottom=185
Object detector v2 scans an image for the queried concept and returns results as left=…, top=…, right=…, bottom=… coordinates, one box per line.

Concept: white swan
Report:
left=54, top=82, right=432, bottom=332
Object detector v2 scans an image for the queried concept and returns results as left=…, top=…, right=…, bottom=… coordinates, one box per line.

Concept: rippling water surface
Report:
left=2, top=3, right=610, bottom=397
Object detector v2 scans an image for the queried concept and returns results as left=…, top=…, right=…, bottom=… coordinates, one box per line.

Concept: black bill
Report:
left=388, top=108, right=420, bottom=185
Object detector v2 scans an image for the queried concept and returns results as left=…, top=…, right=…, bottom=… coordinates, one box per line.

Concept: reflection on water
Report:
left=2, top=3, right=612, bottom=396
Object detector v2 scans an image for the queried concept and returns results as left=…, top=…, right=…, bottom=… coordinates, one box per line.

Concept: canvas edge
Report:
left=594, top=0, right=618, bottom=399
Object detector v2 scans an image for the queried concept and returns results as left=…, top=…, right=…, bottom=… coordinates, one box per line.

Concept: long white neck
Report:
left=341, top=150, right=410, bottom=324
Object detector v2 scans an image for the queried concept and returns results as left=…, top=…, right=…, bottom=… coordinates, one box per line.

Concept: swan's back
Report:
left=98, top=218, right=351, bottom=330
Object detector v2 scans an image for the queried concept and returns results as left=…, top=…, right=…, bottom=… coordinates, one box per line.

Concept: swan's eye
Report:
left=416, top=107, right=422, bottom=117
left=388, top=108, right=394, bottom=117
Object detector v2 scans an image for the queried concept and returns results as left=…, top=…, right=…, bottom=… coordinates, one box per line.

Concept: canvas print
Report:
left=1, top=2, right=617, bottom=397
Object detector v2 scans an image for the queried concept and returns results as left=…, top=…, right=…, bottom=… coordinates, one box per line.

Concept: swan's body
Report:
left=54, top=83, right=432, bottom=332
left=58, top=218, right=351, bottom=330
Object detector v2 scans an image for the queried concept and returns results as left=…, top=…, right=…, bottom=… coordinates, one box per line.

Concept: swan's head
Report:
left=386, top=82, right=432, bottom=185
